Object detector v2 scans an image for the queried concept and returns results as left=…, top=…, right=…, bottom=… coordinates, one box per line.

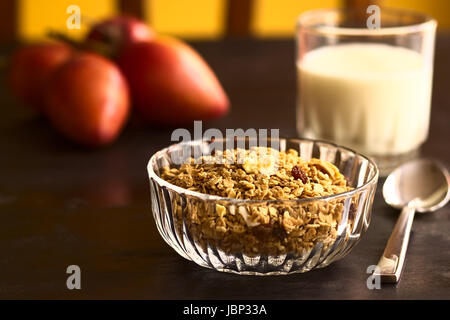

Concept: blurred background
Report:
left=1, top=0, right=450, bottom=43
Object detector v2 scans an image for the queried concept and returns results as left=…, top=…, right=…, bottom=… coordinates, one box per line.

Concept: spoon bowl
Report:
left=383, top=159, right=450, bottom=212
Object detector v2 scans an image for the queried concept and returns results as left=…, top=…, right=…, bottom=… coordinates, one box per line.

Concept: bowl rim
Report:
left=147, top=137, right=379, bottom=204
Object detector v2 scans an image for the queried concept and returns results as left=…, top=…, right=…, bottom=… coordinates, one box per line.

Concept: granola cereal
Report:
left=161, top=147, right=356, bottom=256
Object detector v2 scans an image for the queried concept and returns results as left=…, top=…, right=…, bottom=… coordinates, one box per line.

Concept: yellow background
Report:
left=17, top=0, right=450, bottom=41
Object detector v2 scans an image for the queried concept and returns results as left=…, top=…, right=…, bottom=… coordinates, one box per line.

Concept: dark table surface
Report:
left=1, top=36, right=449, bottom=300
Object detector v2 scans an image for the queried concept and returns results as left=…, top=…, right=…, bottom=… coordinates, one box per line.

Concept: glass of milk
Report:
left=296, top=8, right=437, bottom=176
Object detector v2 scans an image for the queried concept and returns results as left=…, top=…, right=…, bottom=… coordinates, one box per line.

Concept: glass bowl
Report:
left=147, top=138, right=378, bottom=275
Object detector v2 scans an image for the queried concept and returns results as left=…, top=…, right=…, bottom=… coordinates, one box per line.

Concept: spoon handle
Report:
left=375, top=204, right=416, bottom=283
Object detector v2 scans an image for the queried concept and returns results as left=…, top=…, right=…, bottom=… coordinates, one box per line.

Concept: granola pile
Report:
left=161, top=147, right=355, bottom=256
left=162, top=148, right=350, bottom=200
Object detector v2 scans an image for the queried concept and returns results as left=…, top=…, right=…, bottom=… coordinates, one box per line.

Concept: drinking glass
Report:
left=296, top=7, right=437, bottom=176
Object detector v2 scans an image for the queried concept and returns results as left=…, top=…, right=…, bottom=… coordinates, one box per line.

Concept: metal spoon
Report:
left=375, top=159, right=450, bottom=283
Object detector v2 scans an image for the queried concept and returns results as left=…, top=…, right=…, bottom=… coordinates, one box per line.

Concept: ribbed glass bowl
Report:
left=148, top=138, right=378, bottom=275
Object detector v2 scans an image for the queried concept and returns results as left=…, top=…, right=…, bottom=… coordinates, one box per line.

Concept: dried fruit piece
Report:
left=291, top=166, right=308, bottom=184
left=309, top=158, right=339, bottom=179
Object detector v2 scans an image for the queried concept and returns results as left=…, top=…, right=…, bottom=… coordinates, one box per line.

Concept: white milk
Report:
left=297, top=43, right=433, bottom=156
